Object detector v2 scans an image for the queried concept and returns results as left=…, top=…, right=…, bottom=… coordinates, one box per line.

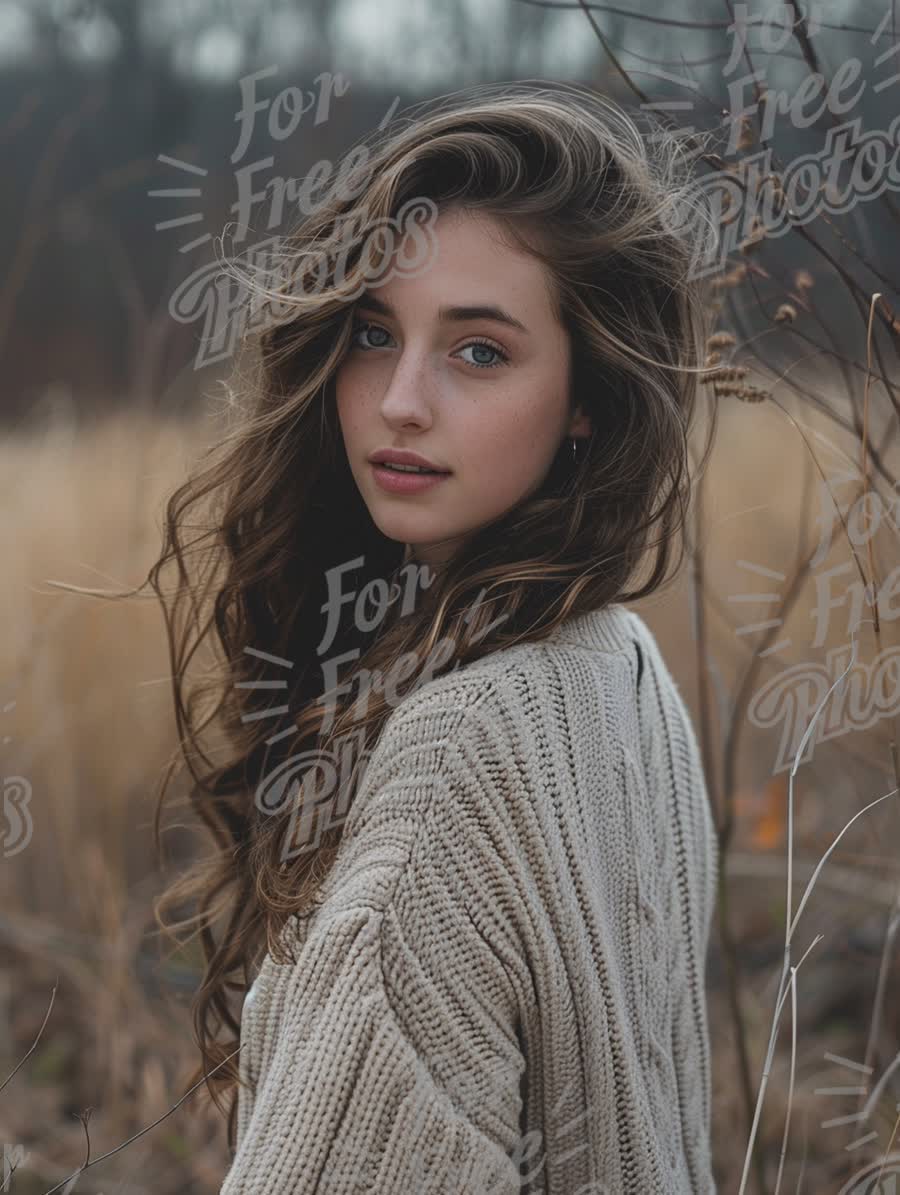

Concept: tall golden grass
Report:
left=1, top=383, right=898, bottom=1191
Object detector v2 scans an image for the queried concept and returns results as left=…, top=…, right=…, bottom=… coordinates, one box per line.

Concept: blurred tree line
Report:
left=0, top=0, right=893, bottom=423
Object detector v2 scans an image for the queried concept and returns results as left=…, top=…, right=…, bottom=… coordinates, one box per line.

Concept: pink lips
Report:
left=370, top=462, right=452, bottom=494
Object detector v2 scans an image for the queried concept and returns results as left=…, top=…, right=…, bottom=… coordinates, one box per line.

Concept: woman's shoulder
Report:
left=347, top=605, right=647, bottom=822
left=378, top=601, right=645, bottom=727
left=356, top=605, right=649, bottom=812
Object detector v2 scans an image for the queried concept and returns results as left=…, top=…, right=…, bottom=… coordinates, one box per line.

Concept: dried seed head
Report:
left=711, top=263, right=749, bottom=291
left=774, top=303, right=797, bottom=323
left=795, top=269, right=814, bottom=290
left=736, top=116, right=756, bottom=152
left=714, top=381, right=770, bottom=402
left=739, top=220, right=767, bottom=254
left=702, top=364, right=750, bottom=386
left=707, top=331, right=737, bottom=350
left=763, top=173, right=786, bottom=204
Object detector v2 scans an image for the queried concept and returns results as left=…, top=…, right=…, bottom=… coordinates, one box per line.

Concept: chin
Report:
left=380, top=527, right=447, bottom=551
left=366, top=512, right=433, bottom=546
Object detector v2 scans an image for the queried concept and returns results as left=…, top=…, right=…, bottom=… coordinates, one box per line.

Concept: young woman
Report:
left=150, top=80, right=721, bottom=1192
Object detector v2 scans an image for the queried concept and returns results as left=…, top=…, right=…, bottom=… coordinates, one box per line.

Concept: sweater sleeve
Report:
left=220, top=683, right=530, bottom=1194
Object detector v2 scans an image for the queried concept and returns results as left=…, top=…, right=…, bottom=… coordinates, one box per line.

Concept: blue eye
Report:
left=352, top=321, right=392, bottom=350
left=350, top=321, right=510, bottom=370
left=457, top=340, right=509, bottom=369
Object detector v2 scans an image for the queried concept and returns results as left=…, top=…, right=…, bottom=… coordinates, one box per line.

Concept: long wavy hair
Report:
left=141, top=79, right=721, bottom=1146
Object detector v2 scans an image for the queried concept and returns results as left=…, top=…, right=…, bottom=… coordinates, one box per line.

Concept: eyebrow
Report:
left=356, top=292, right=530, bottom=335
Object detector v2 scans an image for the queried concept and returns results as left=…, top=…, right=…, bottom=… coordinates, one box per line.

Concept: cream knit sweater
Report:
left=220, top=602, right=719, bottom=1193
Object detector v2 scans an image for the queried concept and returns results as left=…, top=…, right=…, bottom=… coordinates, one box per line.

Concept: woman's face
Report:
left=334, top=205, right=591, bottom=573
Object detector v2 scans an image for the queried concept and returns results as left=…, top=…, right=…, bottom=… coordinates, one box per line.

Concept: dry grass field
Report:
left=1, top=391, right=898, bottom=1193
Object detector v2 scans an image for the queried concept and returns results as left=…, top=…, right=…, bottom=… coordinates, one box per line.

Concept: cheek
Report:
left=461, top=404, right=560, bottom=499
left=473, top=393, right=565, bottom=467
left=334, top=367, right=367, bottom=433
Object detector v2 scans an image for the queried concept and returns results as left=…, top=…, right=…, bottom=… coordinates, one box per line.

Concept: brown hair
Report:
left=142, top=79, right=720, bottom=1146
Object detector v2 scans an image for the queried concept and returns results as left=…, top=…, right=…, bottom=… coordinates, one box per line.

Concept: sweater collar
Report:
left=544, top=601, right=641, bottom=656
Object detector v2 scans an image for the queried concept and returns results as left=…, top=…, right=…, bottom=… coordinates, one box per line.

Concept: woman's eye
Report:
left=456, top=340, right=509, bottom=369
left=352, top=321, right=392, bottom=350
left=350, top=321, right=509, bottom=370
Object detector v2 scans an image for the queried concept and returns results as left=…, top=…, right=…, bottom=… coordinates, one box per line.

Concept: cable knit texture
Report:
left=219, top=602, right=719, bottom=1193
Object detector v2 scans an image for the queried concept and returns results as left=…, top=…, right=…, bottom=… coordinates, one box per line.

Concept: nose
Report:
left=378, top=342, right=438, bottom=429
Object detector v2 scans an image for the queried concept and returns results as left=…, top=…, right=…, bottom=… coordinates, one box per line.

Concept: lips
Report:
left=369, top=461, right=452, bottom=494
left=368, top=449, right=451, bottom=473
left=377, top=462, right=447, bottom=475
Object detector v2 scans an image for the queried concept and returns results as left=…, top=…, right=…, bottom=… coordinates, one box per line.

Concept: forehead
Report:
left=369, top=206, right=557, bottom=322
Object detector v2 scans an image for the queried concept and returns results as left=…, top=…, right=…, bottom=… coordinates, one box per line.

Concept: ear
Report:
left=567, top=402, right=592, bottom=441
